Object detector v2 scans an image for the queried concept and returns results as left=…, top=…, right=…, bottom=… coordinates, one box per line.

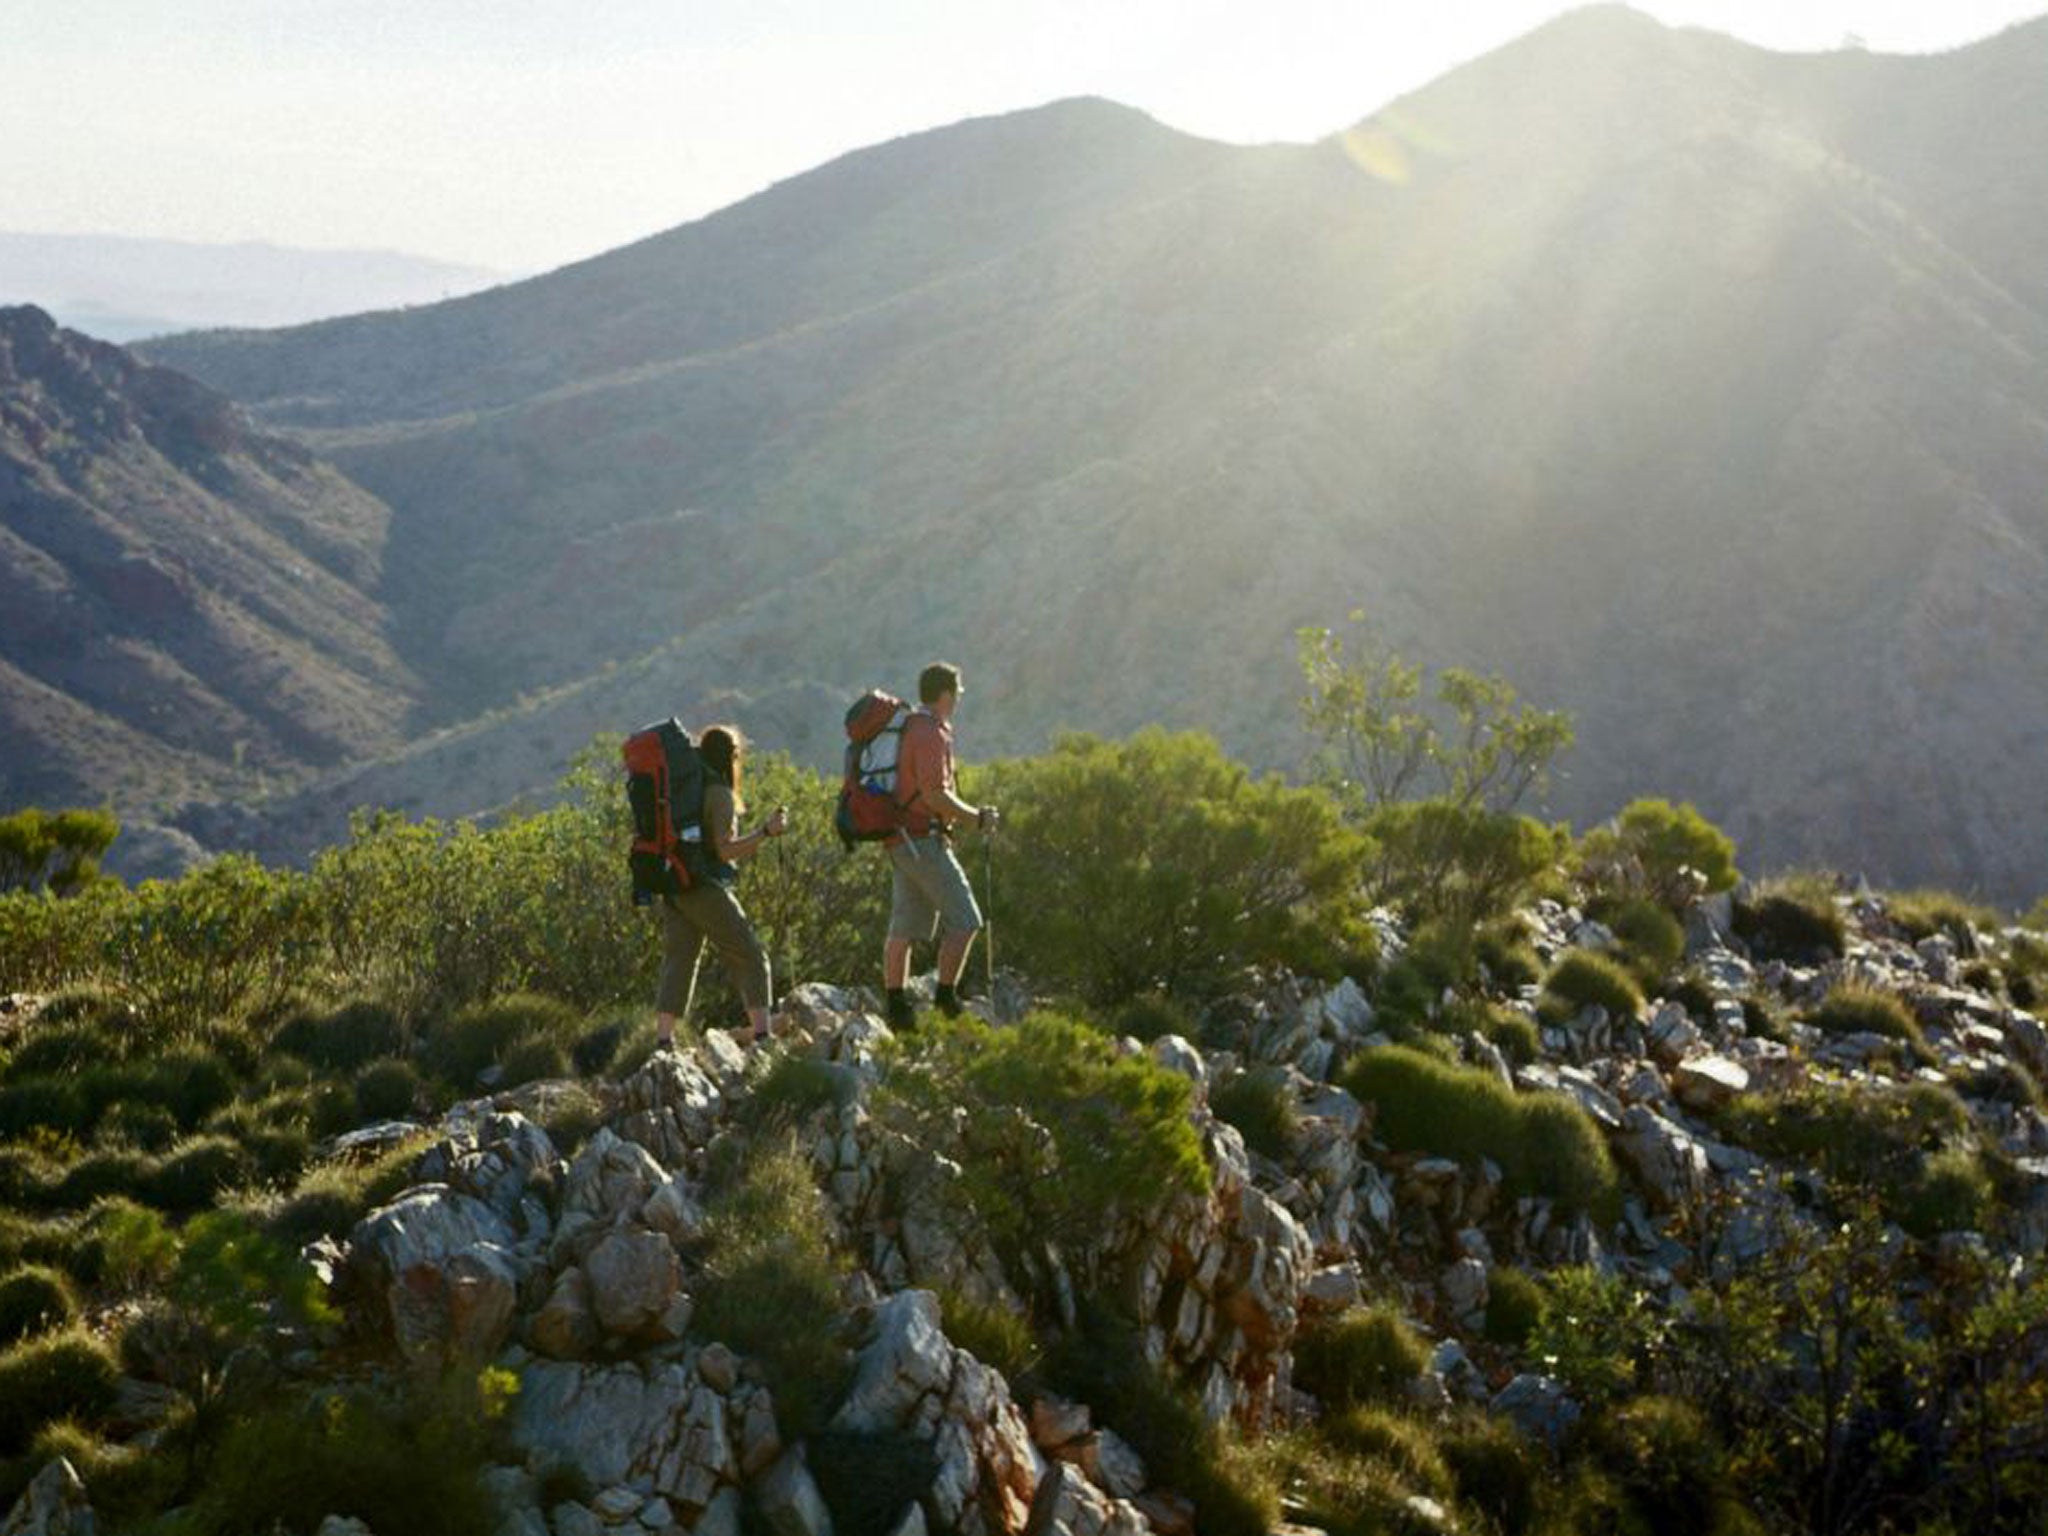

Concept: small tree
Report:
left=1577, top=798, right=1738, bottom=911
left=1298, top=615, right=1573, bottom=818
left=0, top=808, right=119, bottom=896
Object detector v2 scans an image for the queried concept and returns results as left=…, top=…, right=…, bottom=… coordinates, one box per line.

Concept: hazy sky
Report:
left=5, top=1, right=2042, bottom=273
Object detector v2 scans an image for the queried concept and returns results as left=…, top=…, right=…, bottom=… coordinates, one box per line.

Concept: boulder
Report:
left=1439, top=1258, right=1488, bottom=1320
left=348, top=1185, right=523, bottom=1364
left=510, top=1359, right=735, bottom=1514
left=1645, top=1003, right=1703, bottom=1067
left=584, top=1230, right=682, bottom=1338
left=833, top=1290, right=957, bottom=1436
left=1671, top=1056, right=1749, bottom=1113
left=0, top=1458, right=96, bottom=1536
left=1025, top=1464, right=1148, bottom=1536
left=562, top=1129, right=669, bottom=1228
left=617, top=1053, right=725, bottom=1167
left=1491, top=1374, right=1581, bottom=1446
left=1613, top=1107, right=1711, bottom=1211
left=1147, top=1035, right=1207, bottom=1087
left=755, top=1450, right=833, bottom=1536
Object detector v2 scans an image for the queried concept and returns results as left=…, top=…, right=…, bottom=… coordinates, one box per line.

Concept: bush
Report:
left=180, top=1372, right=508, bottom=1536
left=355, top=1058, right=423, bottom=1121
left=1293, top=1303, right=1431, bottom=1410
left=1342, top=1047, right=1619, bottom=1217
left=1321, top=1407, right=1453, bottom=1497
left=1043, top=1313, right=1278, bottom=1536
left=1109, top=990, right=1197, bottom=1045
left=1734, top=876, right=1847, bottom=964
left=693, top=1141, right=848, bottom=1436
left=1244, top=1431, right=1444, bottom=1536
left=0, top=1418, right=181, bottom=1529
left=0, top=1266, right=76, bottom=1346
left=1443, top=997, right=1540, bottom=1065
left=147, top=1135, right=254, bottom=1213
left=1541, top=949, right=1644, bottom=1022
left=0, top=1330, right=118, bottom=1454
left=740, top=1054, right=857, bottom=1135
left=269, top=995, right=406, bottom=1072
left=807, top=1431, right=941, bottom=1536
left=1596, top=896, right=1687, bottom=984
left=420, top=992, right=580, bottom=1088
left=1577, top=799, right=1739, bottom=910
left=876, top=1013, right=1208, bottom=1306
left=103, top=855, right=314, bottom=1032
left=1361, top=799, right=1570, bottom=931
left=1474, top=922, right=1542, bottom=992
left=1804, top=984, right=1925, bottom=1048
left=1584, top=1396, right=1732, bottom=1536
left=267, top=1136, right=431, bottom=1247
left=1209, top=1068, right=1298, bottom=1161
left=973, top=730, right=1371, bottom=1003
left=499, top=1034, right=570, bottom=1088
left=1484, top=1265, right=1545, bottom=1347
left=96, top=1100, right=178, bottom=1152
left=1438, top=1410, right=1542, bottom=1535
left=937, top=1289, right=1039, bottom=1381
left=1886, top=889, right=2000, bottom=949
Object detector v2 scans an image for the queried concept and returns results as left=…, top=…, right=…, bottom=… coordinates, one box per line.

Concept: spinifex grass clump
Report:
left=0, top=1266, right=75, bottom=1347
left=1885, top=888, right=2001, bottom=948
left=1734, top=874, right=1847, bottom=964
left=1539, top=949, right=1645, bottom=1025
left=1209, top=1067, right=1299, bottom=1161
left=1804, top=984, right=1925, bottom=1049
left=1343, top=1046, right=1620, bottom=1217
left=0, top=1328, right=118, bottom=1456
left=1292, top=1302, right=1431, bottom=1409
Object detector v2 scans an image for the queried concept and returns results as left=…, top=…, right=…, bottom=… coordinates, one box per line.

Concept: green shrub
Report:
left=420, top=992, right=579, bottom=1088
left=1371, top=920, right=1479, bottom=1034
left=78, top=1198, right=176, bottom=1291
left=1109, top=990, right=1197, bottom=1044
left=1734, top=876, right=1847, bottom=964
left=1444, top=997, right=1540, bottom=1065
left=972, top=730, right=1370, bottom=1003
left=1577, top=799, right=1739, bottom=910
left=1584, top=1396, right=1732, bottom=1536
left=1804, top=984, right=1925, bottom=1047
left=267, top=1135, right=432, bottom=1246
left=96, top=1099, right=179, bottom=1152
left=0, top=1077, right=88, bottom=1139
left=1043, top=1313, right=1278, bottom=1536
left=1719, top=1083, right=1981, bottom=1237
left=1596, top=896, right=1687, bottom=984
left=269, top=995, right=406, bottom=1072
left=499, top=1034, right=570, bottom=1088
left=1244, top=1431, right=1443, bottom=1536
left=1294, top=1303, right=1431, bottom=1410
left=1361, top=799, right=1570, bottom=931
left=1341, top=1047, right=1619, bottom=1217
left=1886, top=889, right=2000, bottom=949
left=1, top=1418, right=182, bottom=1529
left=693, top=1141, right=848, bottom=1437
left=876, top=1013, right=1208, bottom=1306
left=1475, top=922, right=1542, bottom=992
left=147, top=1135, right=255, bottom=1213
left=1209, top=1067, right=1298, bottom=1161
left=1541, top=949, right=1644, bottom=1021
left=355, top=1058, right=423, bottom=1121
left=1439, top=1410, right=1543, bottom=1535
left=740, top=1053, right=857, bottom=1135
left=1484, top=1265, right=1545, bottom=1347
left=0, top=1329, right=118, bottom=1454
left=103, top=855, right=314, bottom=1032
left=1739, top=990, right=1790, bottom=1043
left=1665, top=971, right=1717, bottom=1022
left=0, top=1266, right=76, bottom=1346
left=807, top=1430, right=942, bottom=1536
left=936, top=1289, right=1039, bottom=1381
left=1321, top=1406, right=1453, bottom=1497
left=570, top=1012, right=632, bottom=1075
left=180, top=1372, right=507, bottom=1536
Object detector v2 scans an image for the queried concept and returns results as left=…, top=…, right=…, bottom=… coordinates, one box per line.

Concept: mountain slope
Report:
left=139, top=10, right=2048, bottom=902
left=0, top=305, right=418, bottom=817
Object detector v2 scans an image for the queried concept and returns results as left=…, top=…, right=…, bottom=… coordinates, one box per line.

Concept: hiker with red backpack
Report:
left=624, top=719, right=787, bottom=1051
left=861, top=662, right=999, bottom=1029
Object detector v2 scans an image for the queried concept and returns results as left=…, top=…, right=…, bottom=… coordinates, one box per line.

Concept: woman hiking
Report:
left=654, top=724, right=788, bottom=1051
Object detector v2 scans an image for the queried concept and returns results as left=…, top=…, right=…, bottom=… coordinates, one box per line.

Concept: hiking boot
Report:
left=885, top=990, right=916, bottom=1032
left=934, top=982, right=963, bottom=1019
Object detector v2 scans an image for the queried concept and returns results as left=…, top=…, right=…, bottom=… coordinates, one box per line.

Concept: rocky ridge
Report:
left=10, top=886, right=2048, bottom=1536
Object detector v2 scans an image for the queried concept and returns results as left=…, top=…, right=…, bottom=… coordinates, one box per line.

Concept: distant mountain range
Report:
left=7, top=5, right=2046, bottom=902
left=0, top=232, right=506, bottom=341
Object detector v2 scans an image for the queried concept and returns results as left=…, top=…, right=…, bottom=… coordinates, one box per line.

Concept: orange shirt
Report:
left=893, top=709, right=954, bottom=839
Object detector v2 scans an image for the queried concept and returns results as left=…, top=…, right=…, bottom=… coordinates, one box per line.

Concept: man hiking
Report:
left=883, top=662, right=999, bottom=1029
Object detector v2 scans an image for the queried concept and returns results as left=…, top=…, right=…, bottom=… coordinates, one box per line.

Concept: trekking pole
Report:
left=982, top=824, right=996, bottom=1002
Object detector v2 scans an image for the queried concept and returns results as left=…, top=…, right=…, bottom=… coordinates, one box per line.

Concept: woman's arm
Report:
left=708, top=791, right=788, bottom=865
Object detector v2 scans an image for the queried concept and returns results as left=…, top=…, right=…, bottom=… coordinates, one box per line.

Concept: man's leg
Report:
left=884, top=845, right=935, bottom=1029
left=928, top=843, right=985, bottom=1017
left=884, top=935, right=915, bottom=990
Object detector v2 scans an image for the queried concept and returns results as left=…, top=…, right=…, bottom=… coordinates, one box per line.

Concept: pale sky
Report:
left=4, top=0, right=2042, bottom=273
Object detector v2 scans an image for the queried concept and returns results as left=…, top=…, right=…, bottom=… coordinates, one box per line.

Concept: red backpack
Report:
left=835, top=690, right=913, bottom=849
left=623, top=718, right=708, bottom=903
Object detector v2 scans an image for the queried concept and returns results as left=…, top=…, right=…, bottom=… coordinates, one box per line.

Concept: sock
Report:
left=934, top=982, right=961, bottom=1017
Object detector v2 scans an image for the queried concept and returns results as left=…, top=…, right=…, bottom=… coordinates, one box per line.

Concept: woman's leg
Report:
left=655, top=898, right=708, bottom=1049
left=682, top=884, right=773, bottom=1041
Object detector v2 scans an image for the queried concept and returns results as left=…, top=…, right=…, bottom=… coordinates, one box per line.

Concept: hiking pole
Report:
left=982, top=823, right=996, bottom=1003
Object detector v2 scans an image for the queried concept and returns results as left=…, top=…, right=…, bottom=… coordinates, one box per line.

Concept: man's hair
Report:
left=918, top=662, right=962, bottom=705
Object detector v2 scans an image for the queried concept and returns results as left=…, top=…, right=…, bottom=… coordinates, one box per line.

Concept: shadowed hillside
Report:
left=0, top=306, right=418, bottom=822
left=131, top=8, right=2048, bottom=900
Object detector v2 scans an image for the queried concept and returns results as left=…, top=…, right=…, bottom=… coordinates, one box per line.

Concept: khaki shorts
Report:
left=888, top=836, right=983, bottom=942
